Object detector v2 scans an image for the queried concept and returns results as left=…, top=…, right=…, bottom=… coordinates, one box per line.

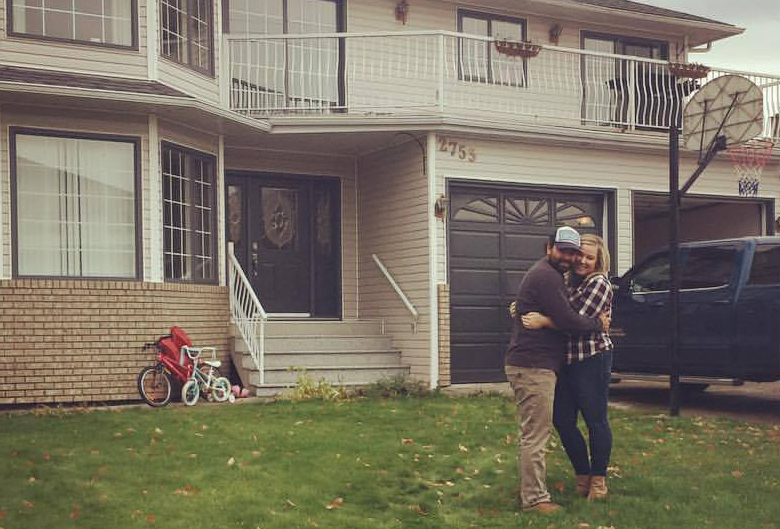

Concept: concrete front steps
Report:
left=229, top=319, right=410, bottom=397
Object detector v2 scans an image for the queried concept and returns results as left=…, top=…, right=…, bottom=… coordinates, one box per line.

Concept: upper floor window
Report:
left=11, top=128, right=140, bottom=279
left=224, top=0, right=340, bottom=35
left=457, top=10, right=527, bottom=87
left=8, top=0, right=136, bottom=48
left=160, top=0, right=214, bottom=75
left=162, top=143, right=217, bottom=283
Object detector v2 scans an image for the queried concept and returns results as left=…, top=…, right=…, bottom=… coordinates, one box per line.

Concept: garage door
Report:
left=449, top=184, right=605, bottom=383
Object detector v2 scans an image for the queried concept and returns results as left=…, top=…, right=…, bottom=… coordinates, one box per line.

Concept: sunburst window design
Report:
left=504, top=197, right=550, bottom=225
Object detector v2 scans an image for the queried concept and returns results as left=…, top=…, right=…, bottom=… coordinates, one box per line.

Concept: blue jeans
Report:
left=553, top=351, right=613, bottom=476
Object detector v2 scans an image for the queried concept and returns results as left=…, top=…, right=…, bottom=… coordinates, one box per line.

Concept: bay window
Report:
left=162, top=143, right=216, bottom=283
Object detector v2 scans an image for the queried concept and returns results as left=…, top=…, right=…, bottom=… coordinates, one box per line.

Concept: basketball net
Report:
left=727, top=138, right=774, bottom=197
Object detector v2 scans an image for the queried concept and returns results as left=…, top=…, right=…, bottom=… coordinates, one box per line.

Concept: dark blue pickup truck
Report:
left=611, top=236, right=780, bottom=384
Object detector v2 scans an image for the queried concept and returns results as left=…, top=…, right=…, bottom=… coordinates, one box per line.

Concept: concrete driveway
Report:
left=443, top=380, right=780, bottom=424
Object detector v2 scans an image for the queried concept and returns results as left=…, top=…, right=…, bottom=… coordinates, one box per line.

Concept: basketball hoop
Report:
left=727, top=138, right=774, bottom=197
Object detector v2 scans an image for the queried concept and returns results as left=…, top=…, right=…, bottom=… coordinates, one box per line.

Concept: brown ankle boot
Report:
left=588, top=475, right=608, bottom=500
left=576, top=475, right=591, bottom=497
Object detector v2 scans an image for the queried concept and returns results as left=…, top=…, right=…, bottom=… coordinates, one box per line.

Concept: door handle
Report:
left=251, top=253, right=259, bottom=278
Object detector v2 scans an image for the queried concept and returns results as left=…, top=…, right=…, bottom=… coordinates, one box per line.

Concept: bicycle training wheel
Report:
left=182, top=379, right=200, bottom=406
left=137, top=365, right=173, bottom=407
left=212, top=377, right=231, bottom=402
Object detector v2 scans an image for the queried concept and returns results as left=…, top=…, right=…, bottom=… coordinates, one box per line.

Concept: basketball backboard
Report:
left=682, top=74, right=764, bottom=153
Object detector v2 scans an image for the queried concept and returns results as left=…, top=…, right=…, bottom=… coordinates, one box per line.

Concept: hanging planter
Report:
left=494, top=39, right=542, bottom=58
left=668, top=62, right=710, bottom=79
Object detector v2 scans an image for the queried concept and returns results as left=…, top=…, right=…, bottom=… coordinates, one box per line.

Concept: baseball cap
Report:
left=553, top=226, right=581, bottom=251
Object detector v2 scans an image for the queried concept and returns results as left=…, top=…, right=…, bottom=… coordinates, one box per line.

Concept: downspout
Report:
left=427, top=132, right=439, bottom=390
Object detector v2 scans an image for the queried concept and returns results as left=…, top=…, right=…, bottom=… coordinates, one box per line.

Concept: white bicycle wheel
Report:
left=212, top=377, right=231, bottom=402
left=182, top=379, right=200, bottom=406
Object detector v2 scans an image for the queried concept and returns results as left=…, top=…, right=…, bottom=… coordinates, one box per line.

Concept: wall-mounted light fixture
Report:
left=395, top=0, right=409, bottom=25
left=549, top=23, right=562, bottom=45
left=434, top=195, right=449, bottom=220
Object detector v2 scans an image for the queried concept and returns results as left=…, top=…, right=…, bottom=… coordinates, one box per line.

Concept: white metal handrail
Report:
left=372, top=254, right=419, bottom=333
left=225, top=30, right=780, bottom=140
left=227, top=242, right=267, bottom=384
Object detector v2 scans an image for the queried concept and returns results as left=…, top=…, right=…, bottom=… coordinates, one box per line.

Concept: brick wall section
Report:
left=0, top=280, right=230, bottom=405
left=437, top=283, right=451, bottom=387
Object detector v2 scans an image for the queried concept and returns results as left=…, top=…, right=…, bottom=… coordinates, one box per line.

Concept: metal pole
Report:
left=669, top=126, right=681, bottom=416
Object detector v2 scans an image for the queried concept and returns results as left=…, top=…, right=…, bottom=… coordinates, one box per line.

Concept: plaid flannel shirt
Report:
left=566, top=274, right=613, bottom=364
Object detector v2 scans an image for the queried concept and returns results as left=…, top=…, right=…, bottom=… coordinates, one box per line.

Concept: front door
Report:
left=226, top=173, right=340, bottom=316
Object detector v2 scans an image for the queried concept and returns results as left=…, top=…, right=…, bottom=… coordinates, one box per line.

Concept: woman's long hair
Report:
left=580, top=234, right=611, bottom=281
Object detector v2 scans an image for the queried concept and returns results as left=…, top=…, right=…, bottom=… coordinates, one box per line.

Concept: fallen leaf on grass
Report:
left=731, top=470, right=744, bottom=478
left=402, top=438, right=414, bottom=445
left=325, top=497, right=344, bottom=510
left=252, top=451, right=261, bottom=457
left=0, top=510, right=6, bottom=519
left=227, top=457, right=235, bottom=466
left=579, top=524, right=590, bottom=528
left=458, top=444, right=469, bottom=452
left=147, top=513, right=156, bottom=524
left=22, top=500, right=34, bottom=509
left=154, top=428, right=163, bottom=435
left=554, top=482, right=564, bottom=493
left=42, top=453, right=50, bottom=461
left=174, top=485, right=200, bottom=496
left=27, top=477, right=35, bottom=484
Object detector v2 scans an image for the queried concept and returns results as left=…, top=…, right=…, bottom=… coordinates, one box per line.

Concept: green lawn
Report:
left=1, top=395, right=778, bottom=529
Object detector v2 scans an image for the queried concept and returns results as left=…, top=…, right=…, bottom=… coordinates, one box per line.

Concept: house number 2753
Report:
left=438, top=137, right=476, bottom=162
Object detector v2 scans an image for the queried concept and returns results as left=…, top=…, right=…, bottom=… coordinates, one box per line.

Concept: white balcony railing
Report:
left=226, top=31, right=780, bottom=139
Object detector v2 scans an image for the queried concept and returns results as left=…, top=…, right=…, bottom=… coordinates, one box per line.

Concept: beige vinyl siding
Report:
left=224, top=147, right=358, bottom=319
left=0, top=3, right=148, bottom=78
left=0, top=107, right=152, bottom=279
left=357, top=141, right=430, bottom=381
left=435, top=136, right=779, bottom=276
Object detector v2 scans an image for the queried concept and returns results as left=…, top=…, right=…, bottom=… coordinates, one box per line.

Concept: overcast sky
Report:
left=640, top=0, right=780, bottom=75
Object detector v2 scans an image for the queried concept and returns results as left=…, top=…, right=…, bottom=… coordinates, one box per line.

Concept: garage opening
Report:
left=448, top=182, right=611, bottom=384
left=633, top=192, right=774, bottom=263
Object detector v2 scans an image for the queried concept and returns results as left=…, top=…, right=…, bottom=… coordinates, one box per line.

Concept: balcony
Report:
left=224, top=31, right=780, bottom=139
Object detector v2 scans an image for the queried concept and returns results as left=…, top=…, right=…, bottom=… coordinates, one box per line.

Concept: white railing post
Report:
left=227, top=241, right=267, bottom=385
left=627, top=59, right=636, bottom=131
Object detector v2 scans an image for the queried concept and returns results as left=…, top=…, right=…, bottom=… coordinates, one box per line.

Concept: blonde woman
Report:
left=521, top=234, right=614, bottom=500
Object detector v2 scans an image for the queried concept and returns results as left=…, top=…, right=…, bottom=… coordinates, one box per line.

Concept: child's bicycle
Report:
left=137, top=327, right=231, bottom=407
left=180, top=346, right=234, bottom=406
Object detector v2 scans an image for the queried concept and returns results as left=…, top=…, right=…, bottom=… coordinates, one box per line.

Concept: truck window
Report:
left=748, top=245, right=780, bottom=285
left=680, top=246, right=736, bottom=290
left=630, top=253, right=670, bottom=292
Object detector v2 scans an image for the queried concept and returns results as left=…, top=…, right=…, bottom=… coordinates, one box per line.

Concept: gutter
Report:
left=0, top=81, right=272, bottom=132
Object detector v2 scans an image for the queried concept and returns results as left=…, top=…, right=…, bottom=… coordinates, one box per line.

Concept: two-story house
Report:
left=1, top=0, right=778, bottom=404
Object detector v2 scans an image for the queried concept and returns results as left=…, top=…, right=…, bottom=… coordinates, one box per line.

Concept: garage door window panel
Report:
left=451, top=195, right=499, bottom=223
left=555, top=200, right=597, bottom=228
left=504, top=197, right=550, bottom=226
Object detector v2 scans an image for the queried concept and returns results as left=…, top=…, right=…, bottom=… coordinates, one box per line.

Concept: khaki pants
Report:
left=505, top=366, right=557, bottom=509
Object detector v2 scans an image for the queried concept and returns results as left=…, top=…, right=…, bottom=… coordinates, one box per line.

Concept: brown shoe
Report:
left=523, top=501, right=563, bottom=513
left=576, top=475, right=591, bottom=497
left=588, top=476, right=608, bottom=500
